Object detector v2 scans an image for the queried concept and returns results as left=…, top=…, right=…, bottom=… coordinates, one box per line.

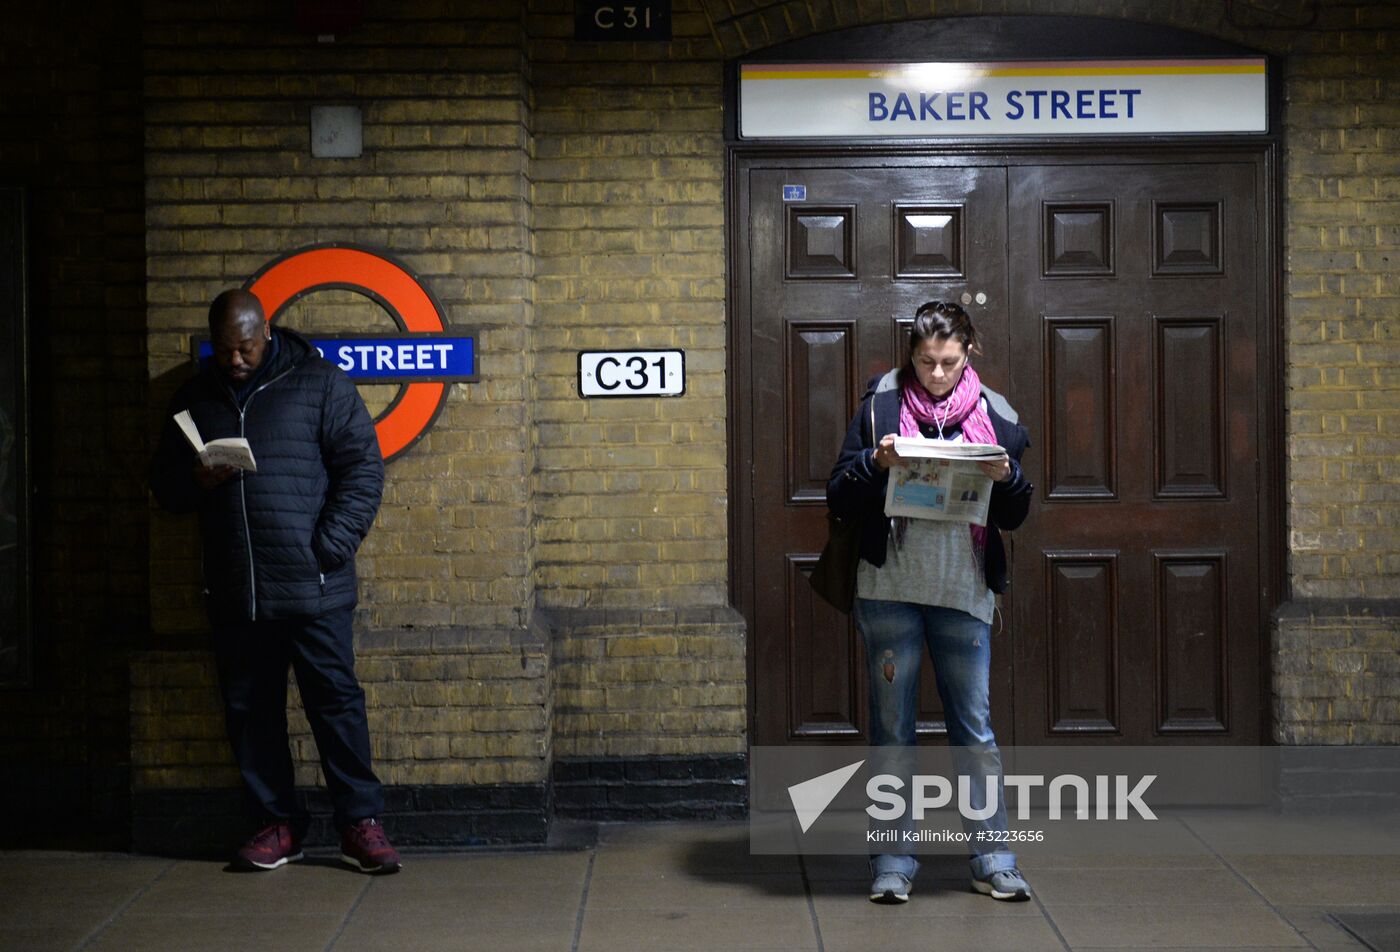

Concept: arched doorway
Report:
left=727, top=16, right=1283, bottom=748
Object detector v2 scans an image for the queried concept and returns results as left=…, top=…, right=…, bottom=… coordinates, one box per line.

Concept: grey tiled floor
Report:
left=2, top=819, right=1397, bottom=951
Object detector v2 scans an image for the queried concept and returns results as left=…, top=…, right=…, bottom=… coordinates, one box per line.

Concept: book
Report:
left=173, top=410, right=258, bottom=473
left=883, top=437, right=1004, bottom=525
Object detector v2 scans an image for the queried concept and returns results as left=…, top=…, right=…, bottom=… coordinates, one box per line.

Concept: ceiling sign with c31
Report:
left=739, top=58, right=1267, bottom=138
left=574, top=0, right=671, bottom=41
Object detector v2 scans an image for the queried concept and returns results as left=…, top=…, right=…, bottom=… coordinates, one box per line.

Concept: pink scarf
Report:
left=897, top=364, right=995, bottom=557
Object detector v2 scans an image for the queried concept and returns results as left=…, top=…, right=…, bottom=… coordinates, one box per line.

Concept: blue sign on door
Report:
left=783, top=185, right=807, bottom=201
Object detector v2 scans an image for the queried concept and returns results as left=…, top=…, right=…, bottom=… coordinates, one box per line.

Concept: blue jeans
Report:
left=855, top=597, right=1017, bottom=881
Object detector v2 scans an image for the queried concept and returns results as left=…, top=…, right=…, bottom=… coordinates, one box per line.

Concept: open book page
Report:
left=883, top=437, right=1003, bottom=525
left=200, top=440, right=258, bottom=472
left=173, top=410, right=205, bottom=453
left=172, top=410, right=258, bottom=473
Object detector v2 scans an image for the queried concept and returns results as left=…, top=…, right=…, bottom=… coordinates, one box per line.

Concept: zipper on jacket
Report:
left=237, top=407, right=256, bottom=620
left=231, top=363, right=297, bottom=622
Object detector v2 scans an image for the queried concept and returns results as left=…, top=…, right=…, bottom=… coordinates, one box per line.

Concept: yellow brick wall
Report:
left=1274, top=605, right=1400, bottom=744
left=551, top=608, right=746, bottom=759
left=529, top=0, right=729, bottom=612
left=526, top=0, right=744, bottom=759
left=145, top=1, right=536, bottom=637
left=1277, top=16, right=1400, bottom=600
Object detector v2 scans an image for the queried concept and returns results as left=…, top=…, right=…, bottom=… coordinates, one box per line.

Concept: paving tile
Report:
left=1044, top=901, right=1309, bottom=948
left=1183, top=810, right=1400, bottom=856
left=335, top=907, right=579, bottom=952
left=576, top=906, right=818, bottom=952
left=586, top=869, right=806, bottom=909
left=348, top=885, right=583, bottom=923
left=809, top=878, right=1042, bottom=918
left=746, top=814, right=803, bottom=852
left=1029, top=867, right=1260, bottom=906
left=1226, top=855, right=1400, bottom=906
left=1028, top=853, right=1226, bottom=871
left=1015, top=815, right=1217, bottom=862
left=85, top=913, right=343, bottom=952
left=800, top=853, right=922, bottom=882
left=1274, top=904, right=1389, bottom=951
left=818, top=912, right=1063, bottom=952
left=358, top=851, right=590, bottom=897
left=1327, top=910, right=1400, bottom=952
left=0, top=924, right=97, bottom=952
left=801, top=852, right=998, bottom=882
left=350, top=866, right=583, bottom=919
left=124, top=859, right=366, bottom=917
left=589, top=833, right=800, bottom=878
left=346, top=884, right=579, bottom=925
left=597, top=819, right=802, bottom=872
left=0, top=855, right=169, bottom=926
left=597, top=820, right=750, bottom=846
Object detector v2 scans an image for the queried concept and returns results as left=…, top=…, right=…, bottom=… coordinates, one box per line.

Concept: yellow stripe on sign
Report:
left=985, top=65, right=1264, bottom=76
left=742, top=70, right=889, bottom=80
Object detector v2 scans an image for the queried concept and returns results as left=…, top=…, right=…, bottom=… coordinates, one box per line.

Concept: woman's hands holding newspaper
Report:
left=873, top=434, right=903, bottom=471
left=977, top=455, right=1012, bottom=484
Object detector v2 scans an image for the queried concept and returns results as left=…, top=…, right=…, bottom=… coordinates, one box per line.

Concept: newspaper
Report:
left=883, top=437, right=1004, bottom=526
left=173, top=410, right=258, bottom=473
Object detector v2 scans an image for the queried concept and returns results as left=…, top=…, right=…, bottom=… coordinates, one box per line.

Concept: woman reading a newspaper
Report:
left=827, top=300, right=1033, bottom=905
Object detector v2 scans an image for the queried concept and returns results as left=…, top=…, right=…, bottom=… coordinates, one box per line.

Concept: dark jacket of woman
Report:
left=826, top=369, right=1033, bottom=595
left=151, top=327, right=384, bottom=624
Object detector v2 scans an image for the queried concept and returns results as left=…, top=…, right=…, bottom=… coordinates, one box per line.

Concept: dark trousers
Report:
left=211, top=607, right=383, bottom=829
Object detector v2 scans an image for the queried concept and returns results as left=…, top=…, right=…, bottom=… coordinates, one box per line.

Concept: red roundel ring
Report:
left=245, top=243, right=450, bottom=462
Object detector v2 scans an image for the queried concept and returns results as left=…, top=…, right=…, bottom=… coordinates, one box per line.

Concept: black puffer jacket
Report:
left=152, top=328, right=384, bottom=623
left=827, top=369, right=1033, bottom=594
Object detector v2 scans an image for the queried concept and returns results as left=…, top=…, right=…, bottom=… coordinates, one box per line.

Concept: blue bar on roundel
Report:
left=197, top=336, right=477, bottom=381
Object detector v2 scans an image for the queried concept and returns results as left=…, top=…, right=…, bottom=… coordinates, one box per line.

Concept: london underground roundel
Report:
left=244, top=244, right=475, bottom=463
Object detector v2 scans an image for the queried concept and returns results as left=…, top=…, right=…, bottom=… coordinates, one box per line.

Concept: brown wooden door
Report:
left=1006, top=162, right=1263, bottom=744
left=738, top=154, right=1266, bottom=748
left=742, top=164, right=1012, bottom=745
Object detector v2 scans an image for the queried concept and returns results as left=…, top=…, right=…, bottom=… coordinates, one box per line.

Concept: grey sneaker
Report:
left=869, top=871, right=911, bottom=903
left=972, top=866, right=1031, bottom=901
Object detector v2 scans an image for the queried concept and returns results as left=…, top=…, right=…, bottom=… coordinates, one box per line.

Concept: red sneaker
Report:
left=233, top=821, right=303, bottom=871
left=340, top=818, right=402, bottom=874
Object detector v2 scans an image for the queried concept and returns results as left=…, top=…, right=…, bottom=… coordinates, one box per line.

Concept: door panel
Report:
left=1045, top=550, right=1120, bottom=733
left=1043, top=316, right=1117, bottom=499
left=1008, top=163, right=1261, bottom=744
left=748, top=165, right=1011, bottom=744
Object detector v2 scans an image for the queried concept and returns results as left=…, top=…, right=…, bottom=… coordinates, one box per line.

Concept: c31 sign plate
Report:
left=578, top=349, right=685, bottom=398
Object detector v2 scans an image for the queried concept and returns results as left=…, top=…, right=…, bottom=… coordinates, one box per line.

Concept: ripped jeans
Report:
left=854, top=597, right=1017, bottom=882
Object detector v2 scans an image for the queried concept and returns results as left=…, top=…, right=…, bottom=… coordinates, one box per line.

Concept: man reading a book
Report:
left=151, top=288, right=401, bottom=875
